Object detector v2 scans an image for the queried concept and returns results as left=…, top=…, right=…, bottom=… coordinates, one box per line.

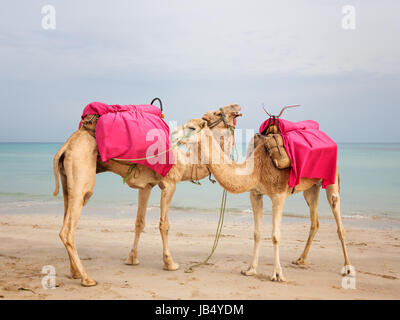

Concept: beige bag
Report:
left=264, top=134, right=291, bottom=169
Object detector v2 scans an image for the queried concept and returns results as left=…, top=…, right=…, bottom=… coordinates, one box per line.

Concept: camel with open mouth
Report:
left=52, top=104, right=241, bottom=286
left=179, top=120, right=354, bottom=282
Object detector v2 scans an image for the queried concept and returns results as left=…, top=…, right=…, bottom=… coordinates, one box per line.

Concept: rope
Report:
left=184, top=188, right=227, bottom=273
left=184, top=125, right=237, bottom=273
left=113, top=128, right=201, bottom=162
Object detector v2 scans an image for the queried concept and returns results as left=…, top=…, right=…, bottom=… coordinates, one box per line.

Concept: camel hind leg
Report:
left=293, top=183, right=321, bottom=265
left=126, top=184, right=153, bottom=265
left=60, top=171, right=80, bottom=279
left=58, top=134, right=98, bottom=286
left=60, top=189, right=96, bottom=287
left=326, top=173, right=354, bottom=275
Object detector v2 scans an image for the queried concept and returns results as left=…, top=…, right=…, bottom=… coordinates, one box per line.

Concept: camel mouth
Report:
left=234, top=112, right=243, bottom=118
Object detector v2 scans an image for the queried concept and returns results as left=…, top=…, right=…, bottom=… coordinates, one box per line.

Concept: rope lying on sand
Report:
left=184, top=188, right=227, bottom=273
left=184, top=128, right=236, bottom=273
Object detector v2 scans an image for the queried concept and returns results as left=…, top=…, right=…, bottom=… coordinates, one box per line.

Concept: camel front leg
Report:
left=159, top=182, right=179, bottom=271
left=241, top=191, right=263, bottom=276
left=270, top=194, right=286, bottom=282
left=293, top=184, right=321, bottom=265
left=326, top=174, right=354, bottom=276
left=126, top=184, right=153, bottom=265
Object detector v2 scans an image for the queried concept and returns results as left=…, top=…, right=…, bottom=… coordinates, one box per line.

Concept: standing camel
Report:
left=52, top=104, right=241, bottom=286
left=180, top=122, right=354, bottom=282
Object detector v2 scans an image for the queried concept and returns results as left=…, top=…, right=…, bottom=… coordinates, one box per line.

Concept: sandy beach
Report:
left=0, top=212, right=399, bottom=300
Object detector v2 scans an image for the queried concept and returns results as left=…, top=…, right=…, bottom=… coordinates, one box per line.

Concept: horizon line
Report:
left=1, top=141, right=400, bottom=144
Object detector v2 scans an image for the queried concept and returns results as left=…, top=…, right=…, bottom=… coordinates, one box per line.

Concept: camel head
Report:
left=80, top=114, right=99, bottom=133
left=201, top=104, right=242, bottom=129
left=170, top=118, right=207, bottom=146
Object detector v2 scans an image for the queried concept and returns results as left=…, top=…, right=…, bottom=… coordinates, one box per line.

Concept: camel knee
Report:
left=83, top=191, right=93, bottom=206
left=59, top=228, right=75, bottom=248
left=159, top=221, right=170, bottom=232
left=135, top=220, right=145, bottom=233
left=272, top=233, right=280, bottom=245
left=337, top=227, right=346, bottom=240
left=254, top=232, right=261, bottom=243
left=59, top=230, right=67, bottom=244
left=329, top=194, right=339, bottom=209
left=311, top=220, right=320, bottom=232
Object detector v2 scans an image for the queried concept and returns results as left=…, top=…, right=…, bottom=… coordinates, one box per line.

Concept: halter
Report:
left=208, top=108, right=235, bottom=130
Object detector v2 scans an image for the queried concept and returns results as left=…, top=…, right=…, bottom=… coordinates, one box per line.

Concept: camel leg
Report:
left=270, top=194, right=286, bottom=282
left=326, top=174, right=354, bottom=276
left=159, top=182, right=179, bottom=271
left=293, top=184, right=321, bottom=265
left=60, top=172, right=80, bottom=279
left=59, top=190, right=97, bottom=287
left=126, top=184, right=153, bottom=265
left=241, top=191, right=263, bottom=276
left=59, top=142, right=97, bottom=286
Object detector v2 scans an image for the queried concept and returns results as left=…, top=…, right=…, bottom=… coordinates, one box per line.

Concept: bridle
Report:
left=81, top=114, right=99, bottom=137
left=207, top=108, right=237, bottom=130
left=191, top=108, right=240, bottom=184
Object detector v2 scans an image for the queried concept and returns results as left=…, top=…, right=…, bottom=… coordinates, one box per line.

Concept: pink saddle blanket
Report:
left=81, top=102, right=174, bottom=177
left=259, top=118, right=337, bottom=189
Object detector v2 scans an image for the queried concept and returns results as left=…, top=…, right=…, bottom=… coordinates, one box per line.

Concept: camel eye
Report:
left=188, top=127, right=196, bottom=131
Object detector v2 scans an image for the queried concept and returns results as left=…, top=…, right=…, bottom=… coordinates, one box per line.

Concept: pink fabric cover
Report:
left=81, top=102, right=174, bottom=177
left=259, top=118, right=337, bottom=189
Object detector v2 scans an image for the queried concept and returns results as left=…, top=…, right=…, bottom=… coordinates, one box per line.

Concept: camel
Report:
left=180, top=121, right=354, bottom=282
left=52, top=104, right=241, bottom=286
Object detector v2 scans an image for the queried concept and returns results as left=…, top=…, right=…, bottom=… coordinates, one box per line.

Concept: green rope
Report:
left=184, top=188, right=227, bottom=273
left=184, top=125, right=237, bottom=273
left=122, top=163, right=138, bottom=184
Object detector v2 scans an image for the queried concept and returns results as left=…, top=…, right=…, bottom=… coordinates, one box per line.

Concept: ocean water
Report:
left=0, top=142, right=399, bottom=226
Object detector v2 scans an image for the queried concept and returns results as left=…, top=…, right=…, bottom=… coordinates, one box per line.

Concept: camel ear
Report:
left=215, top=110, right=222, bottom=116
left=200, top=120, right=207, bottom=129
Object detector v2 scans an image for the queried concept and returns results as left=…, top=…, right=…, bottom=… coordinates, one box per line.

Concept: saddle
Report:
left=260, top=105, right=302, bottom=169
left=262, top=117, right=291, bottom=169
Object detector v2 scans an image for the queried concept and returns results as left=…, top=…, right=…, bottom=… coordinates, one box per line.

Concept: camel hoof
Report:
left=163, top=262, right=180, bottom=271
left=81, top=278, right=97, bottom=287
left=241, top=268, right=257, bottom=276
left=125, top=257, right=140, bottom=266
left=341, top=265, right=356, bottom=277
left=292, top=258, right=306, bottom=265
left=270, top=271, right=286, bottom=282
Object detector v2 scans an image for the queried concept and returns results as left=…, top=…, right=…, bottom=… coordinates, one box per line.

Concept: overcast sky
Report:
left=0, top=0, right=399, bottom=142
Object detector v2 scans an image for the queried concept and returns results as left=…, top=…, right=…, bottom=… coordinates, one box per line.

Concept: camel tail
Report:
left=52, top=139, right=70, bottom=196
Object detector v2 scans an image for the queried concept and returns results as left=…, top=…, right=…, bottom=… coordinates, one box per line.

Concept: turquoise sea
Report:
left=0, top=142, right=399, bottom=228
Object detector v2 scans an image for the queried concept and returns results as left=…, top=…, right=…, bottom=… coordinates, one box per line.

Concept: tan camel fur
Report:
left=181, top=125, right=353, bottom=282
left=53, top=105, right=241, bottom=286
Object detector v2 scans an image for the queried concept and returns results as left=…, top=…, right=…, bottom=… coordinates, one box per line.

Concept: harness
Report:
left=261, top=104, right=301, bottom=194
left=190, top=107, right=235, bottom=185
left=81, top=114, right=99, bottom=137
left=208, top=108, right=234, bottom=131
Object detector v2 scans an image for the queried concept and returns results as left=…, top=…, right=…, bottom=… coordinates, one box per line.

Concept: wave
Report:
left=0, top=191, right=53, bottom=198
